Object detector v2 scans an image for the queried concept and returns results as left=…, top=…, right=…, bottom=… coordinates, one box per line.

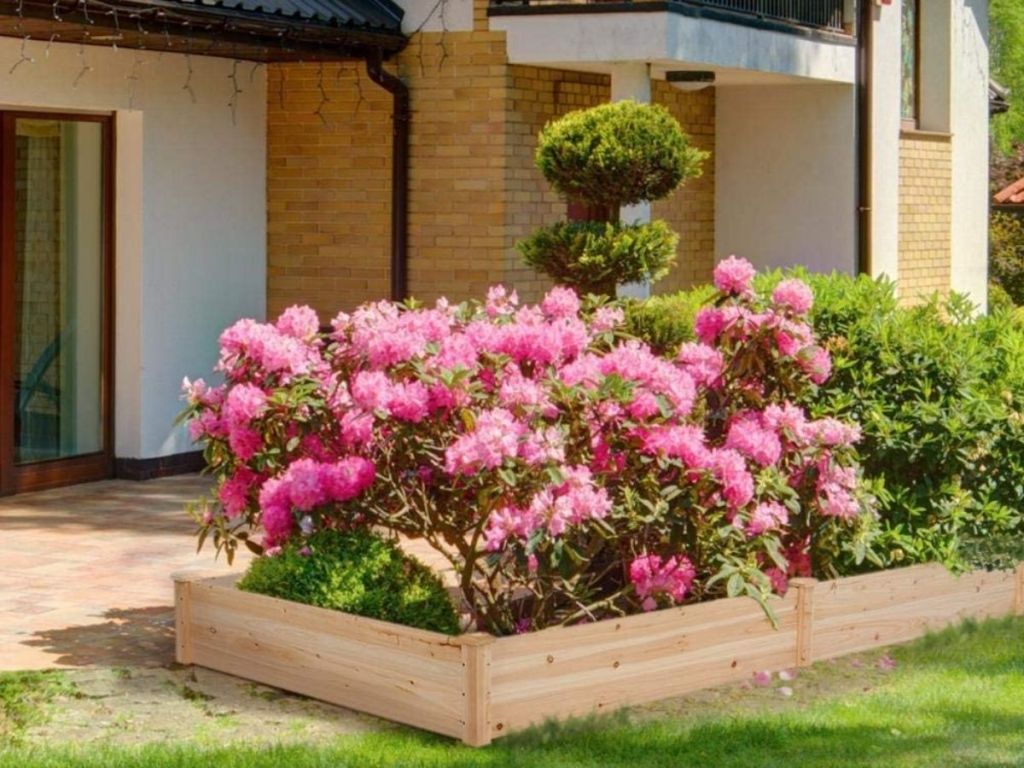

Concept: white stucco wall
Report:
left=0, top=39, right=267, bottom=460
left=715, top=84, right=857, bottom=275
left=490, top=11, right=856, bottom=84
left=950, top=0, right=989, bottom=307
left=395, top=0, right=474, bottom=33
left=867, top=2, right=903, bottom=284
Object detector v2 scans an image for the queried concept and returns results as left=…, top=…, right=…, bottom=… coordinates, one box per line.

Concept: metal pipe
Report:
left=855, top=0, right=873, bottom=275
left=365, top=49, right=410, bottom=302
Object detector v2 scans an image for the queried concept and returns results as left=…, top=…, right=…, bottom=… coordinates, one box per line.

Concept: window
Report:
left=0, top=112, right=114, bottom=492
left=901, top=0, right=920, bottom=123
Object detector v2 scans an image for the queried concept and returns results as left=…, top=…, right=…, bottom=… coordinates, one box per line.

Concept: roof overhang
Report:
left=488, top=7, right=856, bottom=85
left=0, top=0, right=406, bottom=61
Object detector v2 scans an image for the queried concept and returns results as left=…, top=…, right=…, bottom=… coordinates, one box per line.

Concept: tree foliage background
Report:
left=991, top=0, right=1024, bottom=157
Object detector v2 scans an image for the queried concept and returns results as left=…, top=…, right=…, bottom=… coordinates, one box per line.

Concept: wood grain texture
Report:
left=185, top=576, right=467, bottom=739
left=174, top=580, right=193, bottom=665
left=811, top=566, right=1016, bottom=661
left=1015, top=564, right=1024, bottom=616
left=790, top=578, right=817, bottom=667
left=461, top=633, right=494, bottom=746
left=487, top=593, right=799, bottom=736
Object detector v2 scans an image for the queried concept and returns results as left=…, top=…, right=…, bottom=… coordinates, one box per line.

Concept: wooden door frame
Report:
left=0, top=111, right=115, bottom=494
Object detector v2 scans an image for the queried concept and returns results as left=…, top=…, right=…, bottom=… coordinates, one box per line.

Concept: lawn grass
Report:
left=0, top=671, right=75, bottom=745
left=3, top=616, right=1023, bottom=768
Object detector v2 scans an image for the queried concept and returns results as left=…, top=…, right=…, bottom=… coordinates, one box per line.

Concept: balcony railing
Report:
left=489, top=0, right=849, bottom=34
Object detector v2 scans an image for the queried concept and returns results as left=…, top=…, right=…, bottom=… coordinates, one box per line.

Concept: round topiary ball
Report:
left=535, top=100, right=706, bottom=210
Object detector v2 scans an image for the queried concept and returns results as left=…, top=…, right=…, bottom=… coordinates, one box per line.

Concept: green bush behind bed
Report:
left=627, top=271, right=1024, bottom=571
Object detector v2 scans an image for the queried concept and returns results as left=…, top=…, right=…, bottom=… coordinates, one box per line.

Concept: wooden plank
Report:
left=811, top=564, right=954, bottom=621
left=460, top=633, right=493, bottom=747
left=490, top=630, right=796, bottom=734
left=492, top=590, right=796, bottom=658
left=489, top=595, right=797, bottom=735
left=186, top=578, right=467, bottom=739
left=811, top=578, right=1016, bottom=661
left=173, top=579, right=193, bottom=665
left=790, top=578, right=817, bottom=667
left=193, top=577, right=462, bottom=659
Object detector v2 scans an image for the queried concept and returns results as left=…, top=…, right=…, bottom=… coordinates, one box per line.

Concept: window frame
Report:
left=901, top=0, right=922, bottom=128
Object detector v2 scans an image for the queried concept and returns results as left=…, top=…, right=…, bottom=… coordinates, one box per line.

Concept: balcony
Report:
left=488, top=0, right=855, bottom=86
left=489, top=0, right=850, bottom=37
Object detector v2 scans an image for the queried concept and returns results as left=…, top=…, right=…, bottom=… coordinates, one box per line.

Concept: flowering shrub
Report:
left=182, top=257, right=874, bottom=635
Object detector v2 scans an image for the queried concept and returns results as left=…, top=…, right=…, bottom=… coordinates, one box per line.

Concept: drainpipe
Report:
left=855, top=0, right=873, bottom=275
left=365, top=48, right=410, bottom=302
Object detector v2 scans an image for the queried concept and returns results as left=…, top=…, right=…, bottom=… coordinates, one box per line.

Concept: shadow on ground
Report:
left=21, top=607, right=175, bottom=668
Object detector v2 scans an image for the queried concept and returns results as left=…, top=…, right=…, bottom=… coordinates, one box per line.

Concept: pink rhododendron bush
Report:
left=182, top=256, right=876, bottom=636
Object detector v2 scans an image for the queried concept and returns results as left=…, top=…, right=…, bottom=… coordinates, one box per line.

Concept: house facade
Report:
left=0, top=0, right=989, bottom=491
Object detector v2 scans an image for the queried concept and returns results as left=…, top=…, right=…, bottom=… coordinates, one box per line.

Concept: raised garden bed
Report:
left=173, top=563, right=1024, bottom=746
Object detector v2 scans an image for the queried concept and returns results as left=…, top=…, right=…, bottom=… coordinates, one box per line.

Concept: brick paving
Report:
left=0, top=475, right=246, bottom=671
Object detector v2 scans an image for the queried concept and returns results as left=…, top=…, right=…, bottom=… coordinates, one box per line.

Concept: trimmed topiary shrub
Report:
left=519, top=221, right=679, bottom=297
left=535, top=101, right=706, bottom=209
left=237, top=529, right=460, bottom=635
left=520, top=101, right=706, bottom=296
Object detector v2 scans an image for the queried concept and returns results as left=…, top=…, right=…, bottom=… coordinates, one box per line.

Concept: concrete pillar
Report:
left=867, top=2, right=902, bottom=286
left=609, top=62, right=652, bottom=299
left=949, top=0, right=988, bottom=308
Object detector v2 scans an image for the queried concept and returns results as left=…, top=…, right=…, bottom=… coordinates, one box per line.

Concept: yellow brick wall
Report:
left=651, top=81, right=716, bottom=294
left=897, top=133, right=952, bottom=303
left=267, top=36, right=718, bottom=316
left=267, top=33, right=509, bottom=317
left=398, top=31, right=510, bottom=305
left=266, top=62, right=393, bottom=319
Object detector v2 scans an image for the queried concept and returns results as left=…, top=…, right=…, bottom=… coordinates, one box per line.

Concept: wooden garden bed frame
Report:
left=173, top=562, right=1024, bottom=746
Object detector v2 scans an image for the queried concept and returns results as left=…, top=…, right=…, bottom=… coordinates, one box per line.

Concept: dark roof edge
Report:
left=142, top=0, right=405, bottom=39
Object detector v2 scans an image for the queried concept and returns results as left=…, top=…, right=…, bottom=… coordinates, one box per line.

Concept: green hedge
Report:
left=803, top=275, right=1024, bottom=569
left=238, top=529, right=460, bottom=634
left=627, top=272, right=1024, bottom=571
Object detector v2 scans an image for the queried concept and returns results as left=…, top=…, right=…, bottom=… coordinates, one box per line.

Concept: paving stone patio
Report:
left=0, top=475, right=245, bottom=671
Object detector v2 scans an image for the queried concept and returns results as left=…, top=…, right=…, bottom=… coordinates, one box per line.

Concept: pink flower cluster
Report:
left=629, top=554, right=697, bottom=611
left=772, top=279, right=814, bottom=315
left=714, top=255, right=757, bottom=296
left=258, top=457, right=375, bottom=545
left=219, top=315, right=323, bottom=382
left=483, top=465, right=612, bottom=550
left=445, top=408, right=526, bottom=475
left=745, top=501, right=789, bottom=537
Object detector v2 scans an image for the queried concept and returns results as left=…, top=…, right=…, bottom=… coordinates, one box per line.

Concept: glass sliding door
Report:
left=0, top=113, right=113, bottom=493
